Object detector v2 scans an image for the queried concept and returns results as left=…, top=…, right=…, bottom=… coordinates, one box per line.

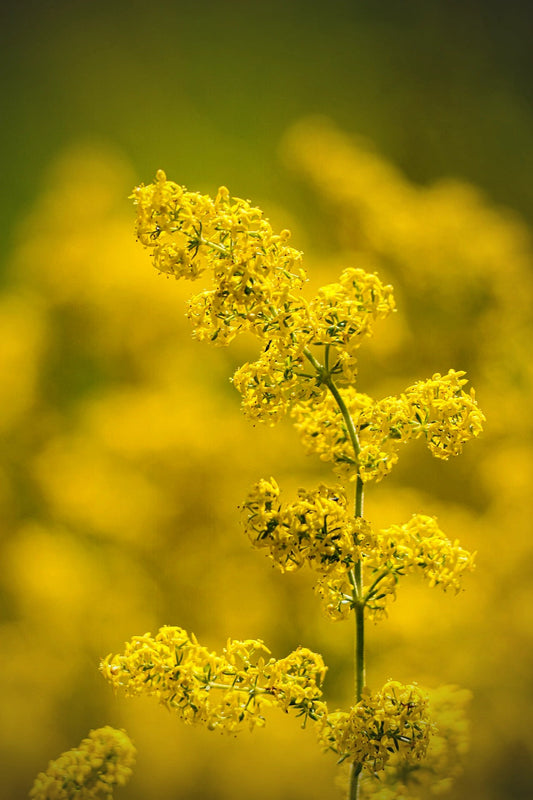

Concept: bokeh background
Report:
left=1, top=1, right=533, bottom=798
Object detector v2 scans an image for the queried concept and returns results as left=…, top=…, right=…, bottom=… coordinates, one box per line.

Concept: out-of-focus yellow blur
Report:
left=1, top=119, right=532, bottom=800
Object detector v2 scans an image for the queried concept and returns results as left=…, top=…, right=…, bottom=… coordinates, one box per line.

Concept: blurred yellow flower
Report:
left=29, top=727, right=135, bottom=800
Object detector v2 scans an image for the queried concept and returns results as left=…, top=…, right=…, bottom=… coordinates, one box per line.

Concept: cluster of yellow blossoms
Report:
left=359, top=686, right=471, bottom=799
left=365, top=514, right=475, bottom=603
left=133, top=172, right=398, bottom=422
left=134, top=173, right=483, bottom=465
left=318, top=681, right=431, bottom=771
left=242, top=478, right=371, bottom=574
left=100, top=626, right=327, bottom=732
left=127, top=173, right=484, bottom=796
left=293, top=370, right=484, bottom=483
left=29, top=727, right=135, bottom=800
left=101, top=627, right=432, bottom=774
left=132, top=170, right=306, bottom=347
left=323, top=512, right=475, bottom=623
left=242, top=479, right=475, bottom=621
left=231, top=266, right=394, bottom=422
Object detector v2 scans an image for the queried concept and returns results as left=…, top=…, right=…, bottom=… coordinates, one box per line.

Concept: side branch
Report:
left=302, top=347, right=362, bottom=460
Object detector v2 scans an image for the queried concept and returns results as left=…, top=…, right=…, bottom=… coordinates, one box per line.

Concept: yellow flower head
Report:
left=293, top=370, right=485, bottom=483
left=132, top=171, right=306, bottom=345
left=29, top=727, right=135, bottom=800
left=363, top=514, right=476, bottom=620
left=243, top=479, right=371, bottom=576
left=318, top=681, right=431, bottom=772
left=100, top=626, right=326, bottom=733
left=310, top=267, right=395, bottom=355
left=232, top=339, right=319, bottom=425
left=359, top=685, right=471, bottom=798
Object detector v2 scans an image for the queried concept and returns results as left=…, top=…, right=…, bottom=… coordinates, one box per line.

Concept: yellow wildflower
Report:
left=317, top=681, right=431, bottom=772
left=232, top=339, right=321, bottom=425
left=132, top=171, right=306, bottom=345
left=363, top=514, right=475, bottom=620
left=128, top=171, right=484, bottom=798
left=29, top=727, right=135, bottom=800
left=359, top=685, right=471, bottom=798
left=311, top=513, right=474, bottom=623
left=243, top=479, right=371, bottom=575
left=100, top=626, right=326, bottom=733
left=293, top=370, right=484, bottom=482
left=132, top=173, right=405, bottom=422
left=402, top=370, right=485, bottom=459
left=314, top=568, right=363, bottom=621
left=309, top=267, right=395, bottom=355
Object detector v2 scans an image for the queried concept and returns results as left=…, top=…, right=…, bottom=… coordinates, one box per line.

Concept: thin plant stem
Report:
left=349, top=763, right=363, bottom=800
left=350, top=475, right=365, bottom=800
left=302, top=347, right=366, bottom=800
left=323, top=377, right=362, bottom=459
left=353, top=476, right=365, bottom=700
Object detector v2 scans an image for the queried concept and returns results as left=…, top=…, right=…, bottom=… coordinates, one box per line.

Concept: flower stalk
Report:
left=98, top=173, right=485, bottom=798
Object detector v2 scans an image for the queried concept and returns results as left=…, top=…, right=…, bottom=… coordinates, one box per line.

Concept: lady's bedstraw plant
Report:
left=99, top=171, right=484, bottom=800
left=29, top=727, right=136, bottom=800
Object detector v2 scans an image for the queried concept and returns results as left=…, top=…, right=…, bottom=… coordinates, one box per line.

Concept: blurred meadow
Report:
left=1, top=1, right=533, bottom=799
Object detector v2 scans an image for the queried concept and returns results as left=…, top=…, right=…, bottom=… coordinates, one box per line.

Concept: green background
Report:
left=2, top=0, right=533, bottom=260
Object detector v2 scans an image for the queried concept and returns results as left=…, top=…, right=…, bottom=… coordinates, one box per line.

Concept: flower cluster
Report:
left=242, top=478, right=370, bottom=573
left=232, top=340, right=316, bottom=425
left=359, top=685, right=471, bottom=799
left=309, top=268, right=395, bottom=357
left=402, top=371, right=485, bottom=459
left=368, top=513, right=475, bottom=593
left=29, top=727, right=136, bottom=800
left=129, top=173, right=484, bottom=797
left=315, top=513, right=474, bottom=622
left=293, top=370, right=485, bottom=482
left=232, top=268, right=395, bottom=423
left=243, top=478, right=375, bottom=620
left=317, top=681, right=431, bottom=772
left=132, top=170, right=306, bottom=346
left=242, top=481, right=474, bottom=622
left=314, top=570, right=360, bottom=622
left=100, top=626, right=327, bottom=733
left=133, top=172, right=398, bottom=423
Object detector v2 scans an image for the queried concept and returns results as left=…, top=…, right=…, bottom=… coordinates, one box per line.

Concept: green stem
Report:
left=354, top=598, right=365, bottom=700
left=325, top=378, right=362, bottom=460
left=303, top=348, right=361, bottom=459
left=363, top=570, right=391, bottom=602
left=199, top=236, right=231, bottom=257
left=350, top=475, right=365, bottom=800
left=352, top=475, right=365, bottom=697
left=349, top=763, right=363, bottom=800
left=302, top=348, right=366, bottom=800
